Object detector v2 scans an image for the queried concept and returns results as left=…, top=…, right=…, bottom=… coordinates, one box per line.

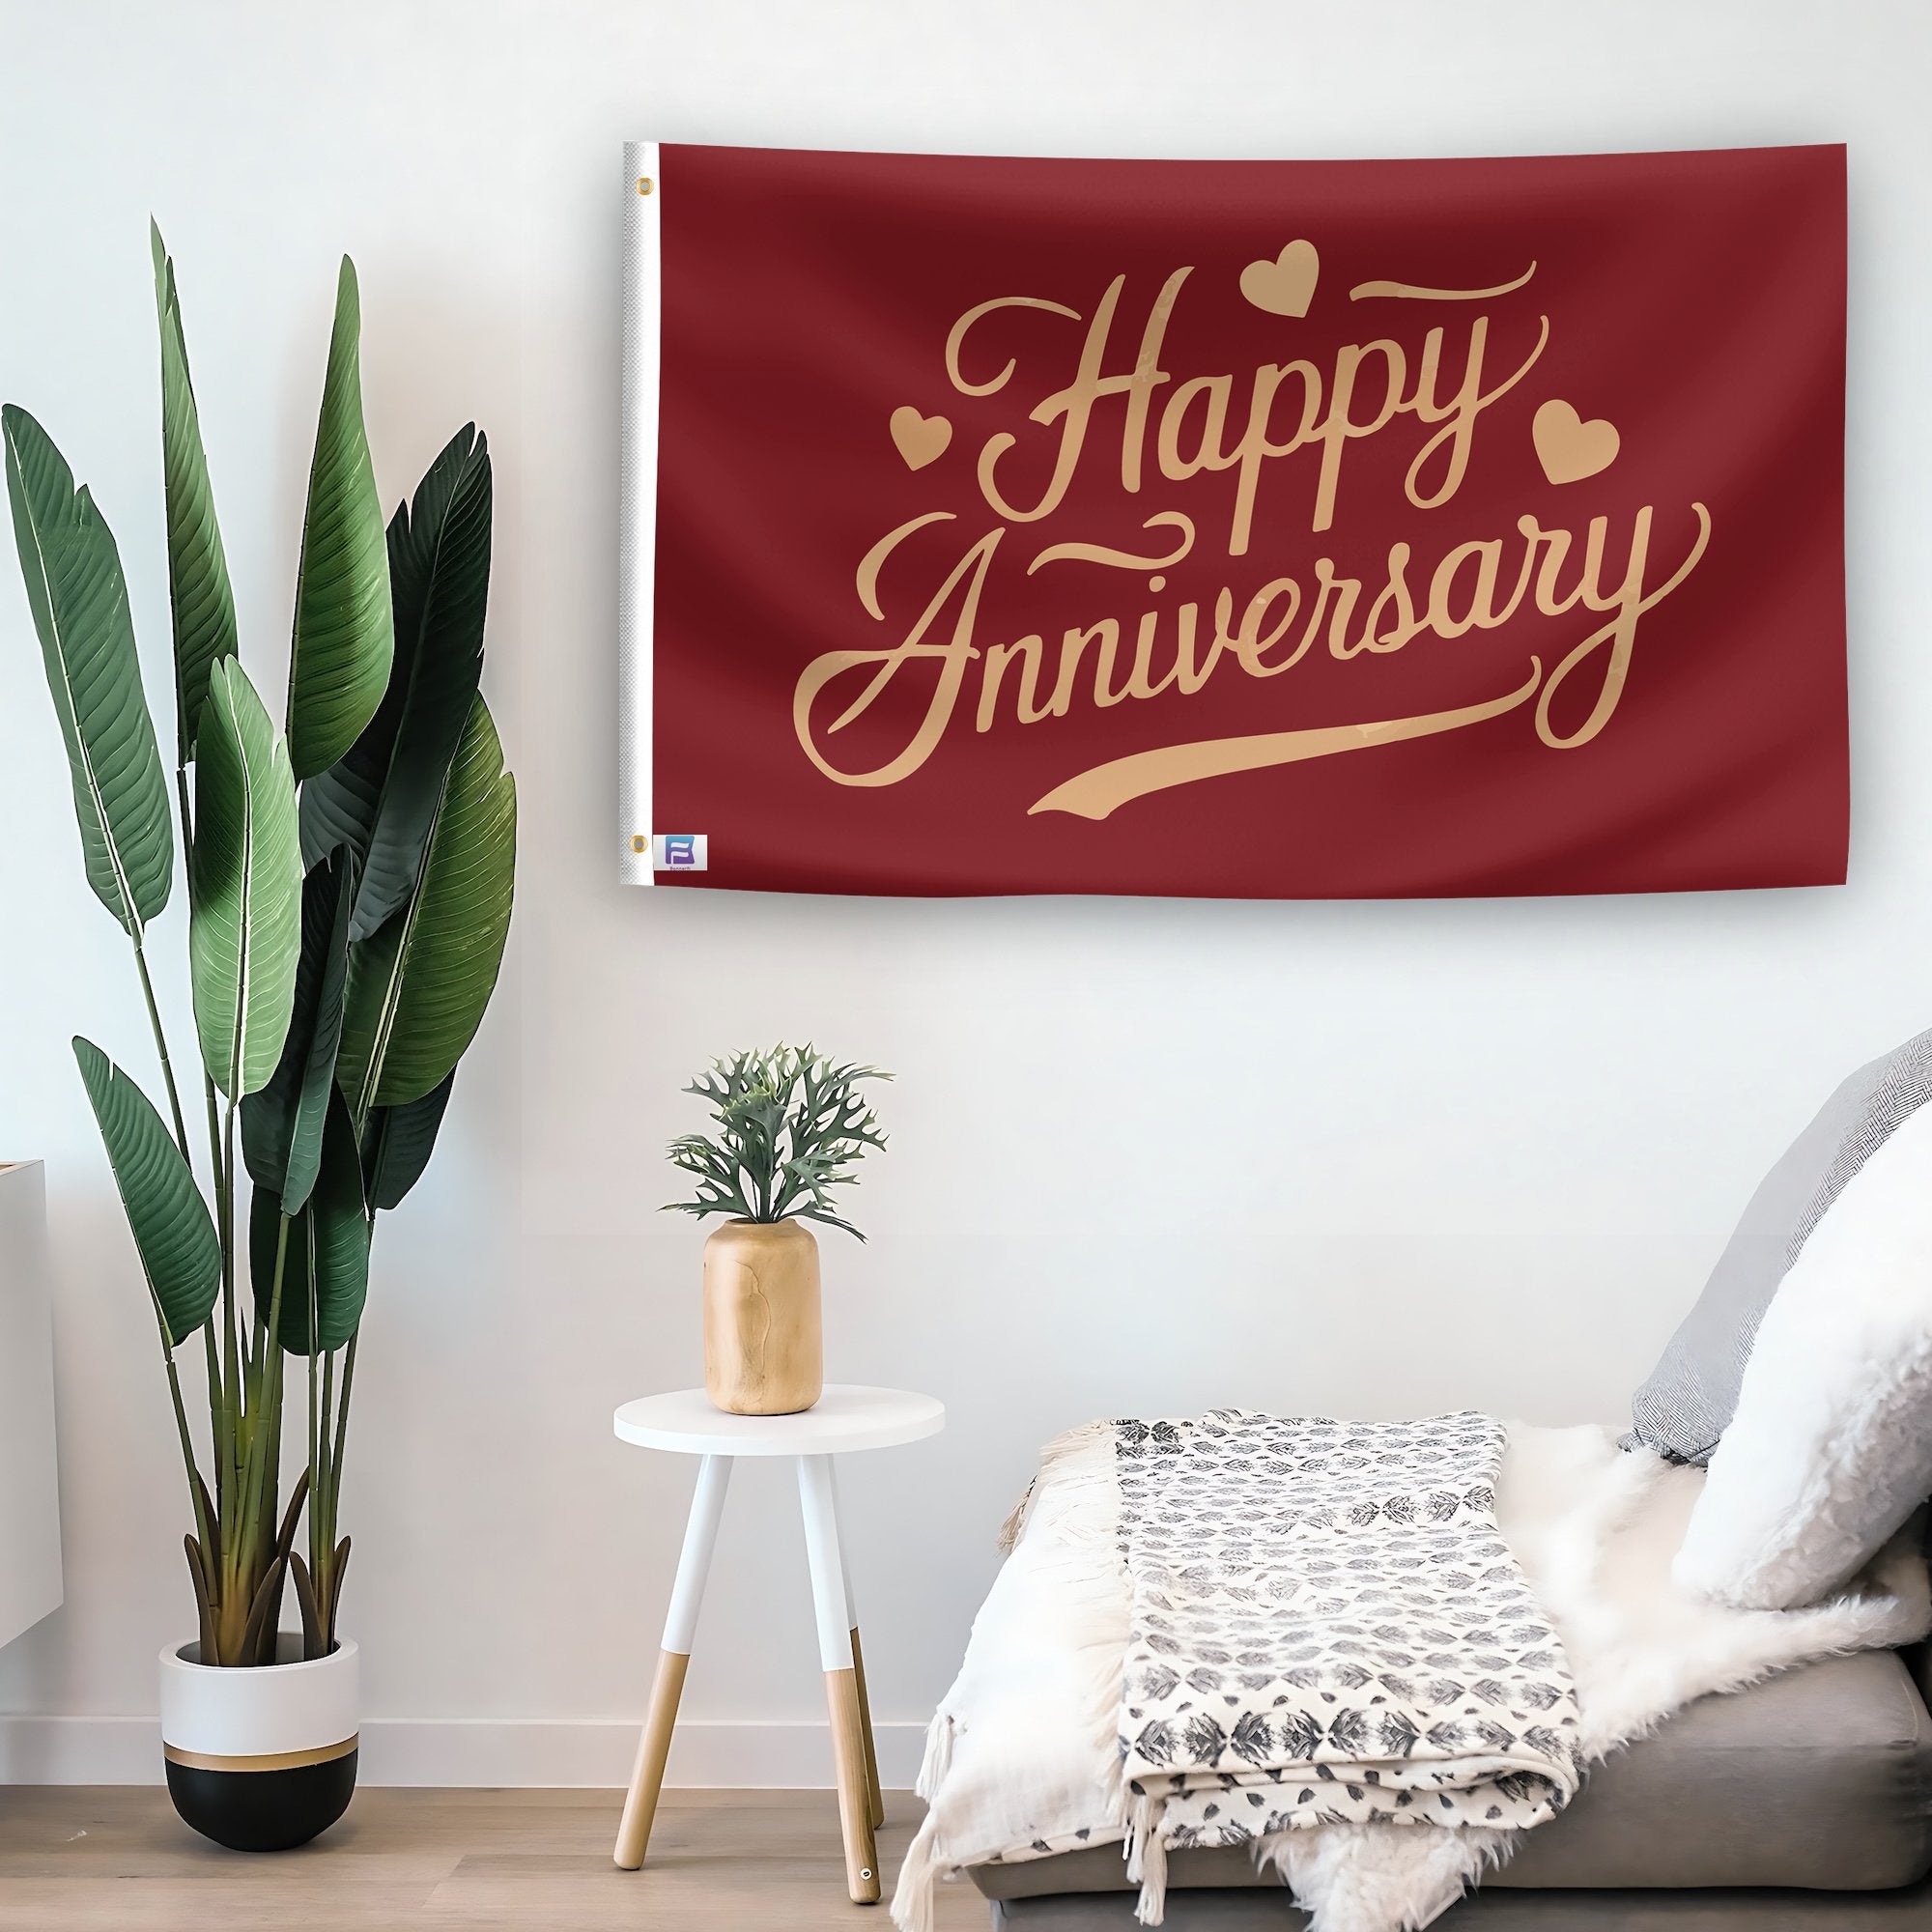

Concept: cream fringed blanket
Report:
left=895, top=1419, right=1931, bottom=1932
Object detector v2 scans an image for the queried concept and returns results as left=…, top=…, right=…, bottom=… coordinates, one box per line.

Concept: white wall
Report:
left=2, top=0, right=1929, bottom=1786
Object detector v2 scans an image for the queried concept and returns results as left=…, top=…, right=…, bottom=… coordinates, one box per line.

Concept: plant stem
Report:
left=202, top=1321, right=225, bottom=1525
left=329, top=1335, right=355, bottom=1523
left=307, top=1334, right=321, bottom=1545
left=130, top=938, right=190, bottom=1166
left=217, top=1212, right=287, bottom=1663
left=200, top=1075, right=227, bottom=1515
left=319, top=1335, right=355, bottom=1651
left=162, top=1350, right=213, bottom=1564
left=217, top=1097, right=242, bottom=1620
left=315, top=1347, right=336, bottom=1560
left=220, top=1096, right=240, bottom=1429
left=241, top=1215, right=291, bottom=1587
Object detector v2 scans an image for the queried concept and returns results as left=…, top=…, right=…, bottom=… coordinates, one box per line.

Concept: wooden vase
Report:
left=702, top=1218, right=823, bottom=1415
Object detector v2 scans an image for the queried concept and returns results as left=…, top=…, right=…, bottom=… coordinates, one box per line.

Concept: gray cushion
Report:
left=969, top=1650, right=1932, bottom=1900
left=989, top=1877, right=1932, bottom=1927
left=1626, top=1028, right=1932, bottom=1464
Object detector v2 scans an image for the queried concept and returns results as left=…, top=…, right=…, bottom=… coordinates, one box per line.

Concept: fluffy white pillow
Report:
left=1673, top=1096, right=1932, bottom=1610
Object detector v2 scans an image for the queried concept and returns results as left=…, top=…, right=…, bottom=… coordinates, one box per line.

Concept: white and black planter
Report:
left=159, top=1635, right=358, bottom=1852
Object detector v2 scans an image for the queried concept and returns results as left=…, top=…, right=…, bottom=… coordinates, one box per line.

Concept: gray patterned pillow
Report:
left=1625, top=1026, right=1932, bottom=1464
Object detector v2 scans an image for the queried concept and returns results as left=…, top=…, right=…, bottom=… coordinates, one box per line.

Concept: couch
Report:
left=967, top=1647, right=1932, bottom=1926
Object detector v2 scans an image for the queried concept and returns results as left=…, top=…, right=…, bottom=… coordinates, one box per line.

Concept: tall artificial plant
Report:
left=5, top=227, right=515, bottom=1664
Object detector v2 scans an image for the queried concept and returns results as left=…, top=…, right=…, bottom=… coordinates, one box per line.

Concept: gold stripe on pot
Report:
left=163, top=1735, right=358, bottom=1774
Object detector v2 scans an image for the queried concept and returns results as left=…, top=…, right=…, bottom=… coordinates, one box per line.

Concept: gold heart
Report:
left=890, top=406, right=952, bottom=470
left=1533, top=399, right=1620, bottom=485
left=1238, top=240, right=1320, bottom=318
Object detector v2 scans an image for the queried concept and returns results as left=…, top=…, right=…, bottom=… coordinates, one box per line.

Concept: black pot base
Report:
left=165, top=1749, right=356, bottom=1852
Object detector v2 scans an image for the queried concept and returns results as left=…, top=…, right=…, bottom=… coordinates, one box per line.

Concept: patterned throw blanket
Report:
left=1114, top=1411, right=1583, bottom=1918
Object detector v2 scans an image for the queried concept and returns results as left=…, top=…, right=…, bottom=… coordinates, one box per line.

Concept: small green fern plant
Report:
left=664, top=1044, right=889, bottom=1239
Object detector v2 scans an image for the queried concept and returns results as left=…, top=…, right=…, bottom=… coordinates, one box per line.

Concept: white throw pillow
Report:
left=1673, top=1096, right=1932, bottom=1610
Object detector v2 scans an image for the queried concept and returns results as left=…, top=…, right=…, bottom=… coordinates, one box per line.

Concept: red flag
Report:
left=622, top=142, right=1846, bottom=898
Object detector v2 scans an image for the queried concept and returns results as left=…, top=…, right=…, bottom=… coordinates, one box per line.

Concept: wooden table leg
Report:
left=798, top=1454, right=880, bottom=1903
left=826, top=1462, right=885, bottom=1830
left=849, top=1625, right=885, bottom=1831
left=614, top=1454, right=732, bottom=1869
left=826, top=1662, right=879, bottom=1898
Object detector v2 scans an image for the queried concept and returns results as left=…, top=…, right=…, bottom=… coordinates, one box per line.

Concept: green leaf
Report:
left=190, top=658, right=302, bottom=1098
left=664, top=1044, right=889, bottom=1236
left=301, top=426, right=491, bottom=942
left=338, top=695, right=515, bottom=1113
left=242, top=848, right=355, bottom=1212
left=151, top=223, right=238, bottom=763
left=287, top=257, right=392, bottom=781
left=73, top=1037, right=219, bottom=1348
left=250, top=1088, right=369, bottom=1355
left=3, top=405, right=174, bottom=936
left=360, top=1070, right=455, bottom=1211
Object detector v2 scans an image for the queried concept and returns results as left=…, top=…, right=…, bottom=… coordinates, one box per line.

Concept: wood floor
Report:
left=0, top=1786, right=987, bottom=1930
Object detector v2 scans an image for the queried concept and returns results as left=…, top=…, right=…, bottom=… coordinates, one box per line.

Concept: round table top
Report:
left=612, top=1384, right=945, bottom=1457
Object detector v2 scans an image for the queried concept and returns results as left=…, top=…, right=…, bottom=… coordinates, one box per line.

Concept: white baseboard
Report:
left=0, top=1715, right=928, bottom=1788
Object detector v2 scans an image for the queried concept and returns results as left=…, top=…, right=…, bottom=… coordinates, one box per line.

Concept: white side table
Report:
left=611, top=1383, right=945, bottom=1903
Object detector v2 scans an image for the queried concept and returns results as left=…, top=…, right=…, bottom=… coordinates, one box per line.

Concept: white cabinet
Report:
left=0, top=1162, right=61, bottom=1648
